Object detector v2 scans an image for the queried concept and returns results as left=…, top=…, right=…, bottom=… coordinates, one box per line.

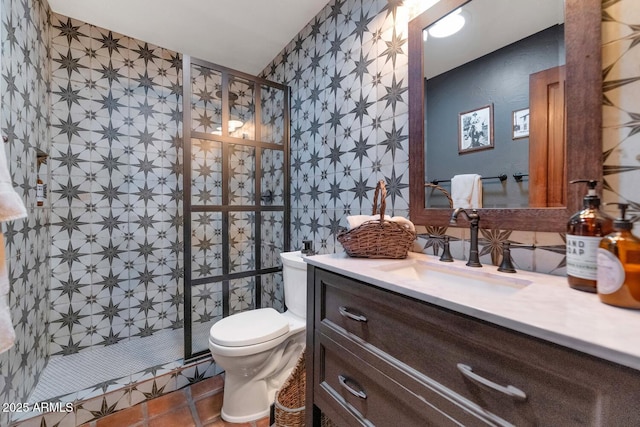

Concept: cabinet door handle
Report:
left=338, top=375, right=367, bottom=399
left=457, top=363, right=527, bottom=401
left=338, top=306, right=368, bottom=322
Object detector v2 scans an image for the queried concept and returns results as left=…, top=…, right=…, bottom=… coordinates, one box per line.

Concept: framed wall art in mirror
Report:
left=459, top=104, right=493, bottom=154
left=408, top=0, right=602, bottom=231
left=512, top=108, right=530, bottom=140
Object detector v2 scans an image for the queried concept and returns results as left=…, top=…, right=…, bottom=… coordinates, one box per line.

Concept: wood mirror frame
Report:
left=408, top=0, right=602, bottom=232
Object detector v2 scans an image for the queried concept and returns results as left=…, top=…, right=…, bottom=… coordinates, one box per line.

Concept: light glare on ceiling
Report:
left=428, top=8, right=465, bottom=38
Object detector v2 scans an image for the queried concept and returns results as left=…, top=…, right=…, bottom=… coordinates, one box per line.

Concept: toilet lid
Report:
left=209, top=308, right=290, bottom=347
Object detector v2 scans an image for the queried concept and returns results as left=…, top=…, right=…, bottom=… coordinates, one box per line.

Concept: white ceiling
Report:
left=47, top=0, right=331, bottom=75
left=424, top=0, right=564, bottom=79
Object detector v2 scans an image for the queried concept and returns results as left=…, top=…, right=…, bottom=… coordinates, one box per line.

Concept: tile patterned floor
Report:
left=79, top=375, right=270, bottom=427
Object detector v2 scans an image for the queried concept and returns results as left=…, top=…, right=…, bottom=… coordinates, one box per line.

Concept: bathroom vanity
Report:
left=304, top=253, right=640, bottom=426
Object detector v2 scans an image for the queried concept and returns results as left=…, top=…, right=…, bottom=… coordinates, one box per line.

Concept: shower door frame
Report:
left=182, top=55, right=290, bottom=361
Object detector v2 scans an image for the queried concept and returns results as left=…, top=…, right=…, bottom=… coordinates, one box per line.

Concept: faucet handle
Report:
left=439, top=236, right=454, bottom=262
left=497, top=242, right=517, bottom=273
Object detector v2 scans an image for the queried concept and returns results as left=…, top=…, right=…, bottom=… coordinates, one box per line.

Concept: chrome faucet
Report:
left=449, top=208, right=482, bottom=267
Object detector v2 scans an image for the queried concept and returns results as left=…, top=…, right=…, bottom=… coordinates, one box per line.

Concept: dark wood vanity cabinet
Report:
left=305, top=265, right=640, bottom=427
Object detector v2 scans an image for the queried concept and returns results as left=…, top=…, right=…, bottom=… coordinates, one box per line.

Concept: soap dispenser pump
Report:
left=596, top=203, right=640, bottom=308
left=301, top=240, right=315, bottom=257
left=566, top=180, right=613, bottom=293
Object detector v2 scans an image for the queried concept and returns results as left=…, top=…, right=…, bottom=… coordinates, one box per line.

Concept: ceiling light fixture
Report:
left=428, top=8, right=465, bottom=38
left=213, top=119, right=245, bottom=134
left=228, top=120, right=244, bottom=132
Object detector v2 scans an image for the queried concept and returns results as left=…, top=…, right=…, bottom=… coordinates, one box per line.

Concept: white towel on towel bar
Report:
left=451, top=174, right=482, bottom=209
left=0, top=142, right=27, bottom=355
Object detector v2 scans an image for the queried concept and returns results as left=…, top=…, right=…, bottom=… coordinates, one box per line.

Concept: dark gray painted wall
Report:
left=425, top=25, right=565, bottom=208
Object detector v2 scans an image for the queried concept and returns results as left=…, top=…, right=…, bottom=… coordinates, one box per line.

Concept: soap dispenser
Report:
left=566, top=180, right=613, bottom=292
left=596, top=203, right=640, bottom=308
left=301, top=240, right=315, bottom=257
left=36, top=175, right=44, bottom=207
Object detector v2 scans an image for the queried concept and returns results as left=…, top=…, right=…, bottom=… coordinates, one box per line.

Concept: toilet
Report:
left=208, top=251, right=307, bottom=423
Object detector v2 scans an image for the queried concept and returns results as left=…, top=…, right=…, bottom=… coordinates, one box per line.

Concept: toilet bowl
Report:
left=208, top=251, right=308, bottom=423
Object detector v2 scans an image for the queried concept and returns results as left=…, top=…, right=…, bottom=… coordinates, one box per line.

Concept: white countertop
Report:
left=304, top=252, right=640, bottom=371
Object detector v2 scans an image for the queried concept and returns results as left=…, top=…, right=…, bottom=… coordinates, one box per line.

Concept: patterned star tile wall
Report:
left=263, top=0, right=413, bottom=255
left=47, top=13, right=184, bottom=356
left=262, top=0, right=640, bottom=275
left=602, top=0, right=640, bottom=218
left=0, top=0, right=51, bottom=421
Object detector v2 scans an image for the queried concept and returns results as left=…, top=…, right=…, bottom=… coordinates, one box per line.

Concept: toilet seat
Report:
left=210, top=308, right=289, bottom=347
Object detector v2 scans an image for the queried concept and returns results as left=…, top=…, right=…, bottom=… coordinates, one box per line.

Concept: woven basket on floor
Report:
left=321, top=413, right=338, bottom=427
left=337, top=180, right=416, bottom=259
left=275, top=352, right=306, bottom=427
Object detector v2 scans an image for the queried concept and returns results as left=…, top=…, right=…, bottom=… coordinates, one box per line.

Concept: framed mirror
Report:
left=408, top=0, right=602, bottom=231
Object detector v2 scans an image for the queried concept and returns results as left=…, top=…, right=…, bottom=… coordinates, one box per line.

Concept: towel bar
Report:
left=430, top=174, right=507, bottom=185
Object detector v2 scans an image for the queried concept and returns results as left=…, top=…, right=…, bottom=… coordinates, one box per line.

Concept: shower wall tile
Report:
left=260, top=148, right=285, bottom=205
left=260, top=85, right=286, bottom=144
left=229, top=276, right=255, bottom=314
left=191, top=212, right=223, bottom=280
left=263, top=0, right=640, bottom=274
left=228, top=211, right=256, bottom=274
left=261, top=272, right=284, bottom=312
left=48, top=12, right=184, bottom=357
left=262, top=0, right=413, bottom=260
left=261, top=211, right=285, bottom=268
left=191, top=281, right=222, bottom=350
left=0, top=0, right=51, bottom=421
left=190, top=138, right=223, bottom=206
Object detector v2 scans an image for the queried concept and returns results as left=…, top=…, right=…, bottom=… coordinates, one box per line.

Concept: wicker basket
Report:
left=337, top=180, right=416, bottom=259
left=275, top=352, right=306, bottom=427
left=321, top=413, right=338, bottom=427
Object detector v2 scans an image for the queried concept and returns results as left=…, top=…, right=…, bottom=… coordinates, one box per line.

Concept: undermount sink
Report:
left=374, top=260, right=532, bottom=296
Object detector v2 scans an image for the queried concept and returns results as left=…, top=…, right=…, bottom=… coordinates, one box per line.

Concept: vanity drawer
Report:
left=314, top=268, right=638, bottom=426
left=314, top=331, right=487, bottom=427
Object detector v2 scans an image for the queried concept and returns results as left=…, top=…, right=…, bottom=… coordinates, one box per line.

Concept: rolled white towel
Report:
left=347, top=214, right=391, bottom=229
left=390, top=216, right=416, bottom=232
left=346, top=215, right=415, bottom=231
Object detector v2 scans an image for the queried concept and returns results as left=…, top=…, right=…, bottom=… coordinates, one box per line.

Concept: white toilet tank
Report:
left=280, top=251, right=307, bottom=319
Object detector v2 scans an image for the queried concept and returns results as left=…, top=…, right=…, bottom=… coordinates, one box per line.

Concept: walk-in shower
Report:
left=6, top=13, right=289, bottom=425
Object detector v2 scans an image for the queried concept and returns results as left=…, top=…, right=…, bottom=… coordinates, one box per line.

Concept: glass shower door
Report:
left=183, top=56, right=289, bottom=359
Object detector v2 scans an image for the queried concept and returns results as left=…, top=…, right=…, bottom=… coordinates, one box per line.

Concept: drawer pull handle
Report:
left=338, top=375, right=367, bottom=399
left=457, top=363, right=527, bottom=401
left=338, top=306, right=368, bottom=322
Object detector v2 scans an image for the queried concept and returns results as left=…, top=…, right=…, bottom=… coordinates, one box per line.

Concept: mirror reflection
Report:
left=423, top=0, right=564, bottom=209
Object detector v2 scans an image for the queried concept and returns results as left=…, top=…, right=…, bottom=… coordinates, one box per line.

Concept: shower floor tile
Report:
left=30, top=328, right=184, bottom=403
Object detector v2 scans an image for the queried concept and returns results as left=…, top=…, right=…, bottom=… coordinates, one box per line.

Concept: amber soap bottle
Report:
left=566, top=180, right=613, bottom=292
left=597, top=203, right=640, bottom=308
left=36, top=175, right=44, bottom=207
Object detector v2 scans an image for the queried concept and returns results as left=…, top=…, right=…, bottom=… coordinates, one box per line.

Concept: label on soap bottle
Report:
left=566, top=235, right=602, bottom=280
left=36, top=183, right=44, bottom=206
left=596, top=249, right=625, bottom=294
